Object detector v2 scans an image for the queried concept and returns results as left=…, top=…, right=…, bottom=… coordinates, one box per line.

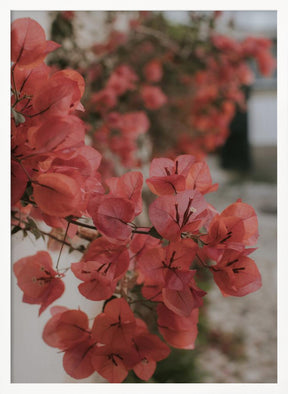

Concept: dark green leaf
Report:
left=11, top=225, right=22, bottom=235
left=148, top=226, right=163, bottom=240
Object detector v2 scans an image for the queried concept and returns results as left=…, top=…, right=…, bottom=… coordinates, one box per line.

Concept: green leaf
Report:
left=197, top=238, right=206, bottom=248
left=12, top=108, right=25, bottom=126
left=148, top=226, right=163, bottom=239
left=21, top=182, right=33, bottom=202
left=25, top=217, right=44, bottom=240
left=11, top=225, right=22, bottom=235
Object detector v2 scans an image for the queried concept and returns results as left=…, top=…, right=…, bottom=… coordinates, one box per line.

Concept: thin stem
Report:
left=17, top=97, right=32, bottom=112
left=24, top=105, right=52, bottom=118
left=13, top=158, right=32, bottom=182
left=56, top=222, right=70, bottom=271
left=131, top=229, right=151, bottom=235
left=66, top=217, right=97, bottom=230
left=66, top=217, right=157, bottom=237
left=196, top=253, right=209, bottom=268
left=12, top=215, right=86, bottom=254
left=12, top=160, right=58, bottom=192
left=12, top=94, right=32, bottom=109
left=11, top=67, right=19, bottom=102
left=41, top=230, right=84, bottom=253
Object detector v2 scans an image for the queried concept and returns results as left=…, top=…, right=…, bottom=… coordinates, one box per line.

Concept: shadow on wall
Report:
left=220, top=89, right=277, bottom=184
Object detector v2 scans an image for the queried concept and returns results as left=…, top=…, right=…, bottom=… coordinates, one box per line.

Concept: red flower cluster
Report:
left=175, top=33, right=276, bottom=156
left=198, top=199, right=261, bottom=296
left=43, top=298, right=170, bottom=382
left=87, top=35, right=167, bottom=169
left=12, top=17, right=263, bottom=383
left=88, top=63, right=153, bottom=168
left=80, top=11, right=275, bottom=168
left=11, top=17, right=102, bottom=227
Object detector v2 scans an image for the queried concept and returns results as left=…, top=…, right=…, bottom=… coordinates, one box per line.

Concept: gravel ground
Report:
left=196, top=158, right=277, bottom=383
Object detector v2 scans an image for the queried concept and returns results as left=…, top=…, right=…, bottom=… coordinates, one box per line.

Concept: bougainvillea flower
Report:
left=200, top=199, right=259, bottom=261
left=133, top=357, right=156, bottom=381
left=241, top=37, right=276, bottom=77
left=73, top=266, right=117, bottom=301
left=137, top=241, right=204, bottom=316
left=141, top=281, right=163, bottom=302
left=129, top=333, right=170, bottom=381
left=28, top=115, right=86, bottom=155
left=91, top=88, right=118, bottom=113
left=11, top=159, right=30, bottom=206
left=32, top=70, right=85, bottom=119
left=82, top=237, right=126, bottom=263
left=210, top=249, right=262, bottom=297
left=147, top=173, right=185, bottom=196
left=42, top=308, right=90, bottom=350
left=136, top=240, right=196, bottom=284
left=157, top=304, right=199, bottom=349
left=55, top=69, right=85, bottom=111
left=32, top=171, right=84, bottom=218
left=105, top=111, right=150, bottom=138
left=149, top=189, right=209, bottom=241
left=12, top=62, right=50, bottom=100
left=120, top=112, right=150, bottom=137
left=85, top=173, right=105, bottom=201
left=50, top=145, right=102, bottom=179
left=140, top=85, right=167, bottom=110
left=129, top=233, right=161, bottom=271
left=91, top=310, right=170, bottom=382
left=146, top=155, right=196, bottom=195
left=106, top=171, right=143, bottom=216
left=106, top=64, right=138, bottom=96
left=149, top=155, right=196, bottom=179
left=146, top=155, right=218, bottom=195
left=143, top=59, right=163, bottom=83
left=185, top=161, right=218, bottom=194
left=108, top=134, right=138, bottom=167
left=42, top=307, right=96, bottom=379
left=71, top=245, right=129, bottom=301
left=13, top=251, right=64, bottom=315
left=63, top=338, right=96, bottom=379
left=220, top=199, right=259, bottom=246
left=91, top=298, right=136, bottom=349
left=136, top=246, right=166, bottom=286
left=91, top=344, right=129, bottom=383
left=89, top=196, right=136, bottom=242
left=162, top=270, right=206, bottom=317
left=11, top=18, right=60, bottom=67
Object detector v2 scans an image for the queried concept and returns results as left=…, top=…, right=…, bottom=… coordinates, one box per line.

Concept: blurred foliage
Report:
left=47, top=10, right=275, bottom=174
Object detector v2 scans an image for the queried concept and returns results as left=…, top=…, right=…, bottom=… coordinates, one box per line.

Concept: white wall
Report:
left=248, top=90, right=277, bottom=146
left=11, top=10, right=50, bottom=33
